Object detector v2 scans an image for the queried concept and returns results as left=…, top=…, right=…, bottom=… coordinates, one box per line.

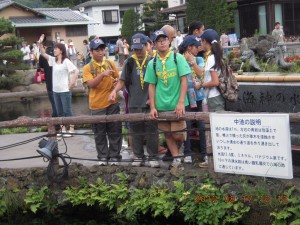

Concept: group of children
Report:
left=79, top=21, right=225, bottom=169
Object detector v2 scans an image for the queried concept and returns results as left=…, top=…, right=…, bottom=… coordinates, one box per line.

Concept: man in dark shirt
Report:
left=39, top=40, right=59, bottom=129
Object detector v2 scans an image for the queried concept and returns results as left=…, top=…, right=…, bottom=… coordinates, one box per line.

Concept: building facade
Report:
left=234, top=0, right=300, bottom=38
left=0, top=0, right=96, bottom=49
left=73, top=0, right=147, bottom=43
left=160, top=0, right=300, bottom=39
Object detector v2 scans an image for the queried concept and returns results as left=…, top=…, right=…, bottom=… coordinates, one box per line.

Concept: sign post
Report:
left=210, top=113, right=293, bottom=179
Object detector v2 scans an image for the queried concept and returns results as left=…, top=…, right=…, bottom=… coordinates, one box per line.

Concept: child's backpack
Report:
left=218, top=62, right=239, bottom=102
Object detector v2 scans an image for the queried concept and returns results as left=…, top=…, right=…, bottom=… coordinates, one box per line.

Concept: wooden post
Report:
left=48, top=124, right=59, bottom=170
left=205, top=124, right=215, bottom=177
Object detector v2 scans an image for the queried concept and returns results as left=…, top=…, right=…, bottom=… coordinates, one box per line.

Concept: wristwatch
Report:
left=188, top=61, right=195, bottom=67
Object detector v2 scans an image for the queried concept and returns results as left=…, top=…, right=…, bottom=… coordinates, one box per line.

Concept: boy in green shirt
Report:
left=144, top=30, right=191, bottom=168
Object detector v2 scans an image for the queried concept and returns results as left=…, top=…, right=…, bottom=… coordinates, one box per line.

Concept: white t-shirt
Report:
left=203, top=54, right=221, bottom=98
left=176, top=35, right=184, bottom=48
left=117, top=39, right=124, bottom=54
left=48, top=56, right=77, bottom=93
left=21, top=46, right=30, bottom=60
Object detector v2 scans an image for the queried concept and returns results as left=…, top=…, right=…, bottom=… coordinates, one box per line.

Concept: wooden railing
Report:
left=0, top=112, right=299, bottom=175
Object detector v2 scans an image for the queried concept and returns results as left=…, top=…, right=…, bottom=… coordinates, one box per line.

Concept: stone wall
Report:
left=1, top=163, right=299, bottom=196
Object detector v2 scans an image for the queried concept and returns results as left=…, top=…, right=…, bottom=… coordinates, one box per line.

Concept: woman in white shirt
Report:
left=38, top=34, right=79, bottom=135
left=199, top=29, right=225, bottom=112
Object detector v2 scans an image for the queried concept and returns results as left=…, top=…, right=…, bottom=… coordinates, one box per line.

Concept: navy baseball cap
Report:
left=89, top=38, right=106, bottom=49
left=200, top=29, right=219, bottom=44
left=153, top=30, right=168, bottom=42
left=146, top=36, right=153, bottom=44
left=182, top=36, right=201, bottom=51
left=131, top=33, right=147, bottom=49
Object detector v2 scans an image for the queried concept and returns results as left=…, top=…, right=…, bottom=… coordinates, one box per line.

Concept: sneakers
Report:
left=171, top=158, right=182, bottom=168
left=199, top=156, right=208, bottom=168
left=149, top=160, right=160, bottom=168
left=132, top=157, right=145, bottom=167
left=183, top=156, right=192, bottom=163
left=63, top=133, right=72, bottom=138
left=98, top=158, right=108, bottom=166
left=69, top=125, right=75, bottom=134
left=109, top=158, right=120, bottom=166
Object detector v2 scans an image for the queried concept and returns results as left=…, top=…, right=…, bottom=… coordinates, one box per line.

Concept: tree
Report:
left=0, top=18, right=27, bottom=89
left=121, top=8, right=143, bottom=42
left=142, top=0, right=168, bottom=35
left=14, top=0, right=46, bottom=8
left=186, top=0, right=237, bottom=34
left=46, top=0, right=82, bottom=7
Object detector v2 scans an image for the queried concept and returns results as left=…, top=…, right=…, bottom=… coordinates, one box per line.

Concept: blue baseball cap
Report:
left=146, top=36, right=153, bottom=44
left=200, top=29, right=219, bottom=44
left=182, top=36, right=201, bottom=51
left=131, top=33, right=147, bottom=49
left=153, top=30, right=168, bottom=42
left=89, top=38, right=106, bottom=49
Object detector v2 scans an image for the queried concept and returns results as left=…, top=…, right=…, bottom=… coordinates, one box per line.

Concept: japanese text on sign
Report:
left=210, top=113, right=293, bottom=179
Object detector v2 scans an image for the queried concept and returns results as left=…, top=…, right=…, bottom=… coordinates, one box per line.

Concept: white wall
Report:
left=87, top=5, right=122, bottom=38
left=168, top=0, right=185, bottom=8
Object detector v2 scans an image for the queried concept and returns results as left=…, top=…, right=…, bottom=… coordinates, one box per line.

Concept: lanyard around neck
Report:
left=131, top=54, right=148, bottom=90
left=157, top=50, right=172, bottom=86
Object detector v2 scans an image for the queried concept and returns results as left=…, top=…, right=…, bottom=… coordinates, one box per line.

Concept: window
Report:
left=66, top=26, right=88, bottom=37
left=120, top=11, right=125, bottom=24
left=283, top=3, right=300, bottom=35
left=102, top=10, right=119, bottom=24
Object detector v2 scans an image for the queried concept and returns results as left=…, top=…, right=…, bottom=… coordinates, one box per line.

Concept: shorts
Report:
left=158, top=120, right=186, bottom=141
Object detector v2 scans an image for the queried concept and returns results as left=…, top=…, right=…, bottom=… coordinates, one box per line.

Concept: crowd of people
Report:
left=15, top=17, right=291, bottom=170
left=32, top=21, right=232, bottom=169
left=79, top=21, right=226, bottom=169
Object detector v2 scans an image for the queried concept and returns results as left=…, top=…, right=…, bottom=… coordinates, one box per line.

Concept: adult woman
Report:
left=198, top=29, right=225, bottom=167
left=38, top=34, right=79, bottom=136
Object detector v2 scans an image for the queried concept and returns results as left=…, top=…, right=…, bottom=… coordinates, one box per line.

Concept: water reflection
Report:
left=0, top=96, right=90, bottom=122
left=0, top=95, right=126, bottom=122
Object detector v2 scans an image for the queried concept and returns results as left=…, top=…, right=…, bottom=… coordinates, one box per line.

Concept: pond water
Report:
left=0, top=95, right=124, bottom=122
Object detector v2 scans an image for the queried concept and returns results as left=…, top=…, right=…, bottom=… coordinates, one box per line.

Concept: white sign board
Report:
left=210, top=113, right=293, bottom=179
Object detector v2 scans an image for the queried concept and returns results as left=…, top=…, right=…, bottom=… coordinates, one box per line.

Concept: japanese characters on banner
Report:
left=210, top=113, right=293, bottom=179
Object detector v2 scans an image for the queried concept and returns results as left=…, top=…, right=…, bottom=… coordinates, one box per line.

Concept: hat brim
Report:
left=91, top=43, right=106, bottom=49
left=154, top=34, right=168, bottom=42
left=132, top=43, right=145, bottom=49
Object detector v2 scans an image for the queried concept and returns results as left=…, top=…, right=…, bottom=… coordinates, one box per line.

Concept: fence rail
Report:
left=0, top=112, right=299, bottom=176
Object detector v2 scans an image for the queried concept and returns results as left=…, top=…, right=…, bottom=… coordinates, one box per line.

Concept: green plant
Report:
left=121, top=8, right=142, bottom=42
left=0, top=188, right=21, bottom=217
left=0, top=127, right=29, bottom=135
left=24, top=186, right=57, bottom=214
left=178, top=178, right=250, bottom=225
left=64, top=173, right=130, bottom=210
left=0, top=18, right=27, bottom=81
left=270, top=186, right=300, bottom=225
left=122, top=127, right=129, bottom=143
left=119, top=183, right=177, bottom=220
left=186, top=0, right=237, bottom=34
left=0, top=74, right=22, bottom=90
left=142, top=0, right=168, bottom=34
